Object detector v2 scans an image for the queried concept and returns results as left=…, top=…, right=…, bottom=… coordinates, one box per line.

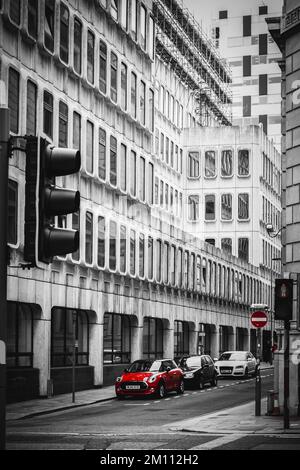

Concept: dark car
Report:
left=179, top=355, right=218, bottom=389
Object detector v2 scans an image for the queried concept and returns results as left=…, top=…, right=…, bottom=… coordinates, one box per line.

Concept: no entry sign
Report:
left=251, top=311, right=268, bottom=328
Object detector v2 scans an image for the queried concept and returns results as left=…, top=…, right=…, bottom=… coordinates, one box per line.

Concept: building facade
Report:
left=1, top=0, right=273, bottom=403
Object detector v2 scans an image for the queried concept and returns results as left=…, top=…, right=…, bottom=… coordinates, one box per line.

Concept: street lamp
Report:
left=266, top=223, right=283, bottom=238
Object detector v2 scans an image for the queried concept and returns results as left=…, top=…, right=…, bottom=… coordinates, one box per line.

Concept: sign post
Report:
left=250, top=308, right=268, bottom=417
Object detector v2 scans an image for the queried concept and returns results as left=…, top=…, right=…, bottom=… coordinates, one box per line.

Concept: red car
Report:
left=115, top=359, right=184, bottom=399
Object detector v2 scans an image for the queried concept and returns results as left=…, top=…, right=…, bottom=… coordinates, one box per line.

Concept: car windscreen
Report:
left=127, top=360, right=160, bottom=372
left=219, top=353, right=247, bottom=361
left=181, top=357, right=202, bottom=368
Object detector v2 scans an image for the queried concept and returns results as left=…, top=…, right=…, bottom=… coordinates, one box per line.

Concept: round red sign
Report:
left=251, top=311, right=268, bottom=328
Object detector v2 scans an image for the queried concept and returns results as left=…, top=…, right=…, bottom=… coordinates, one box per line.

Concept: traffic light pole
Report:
left=0, top=107, right=9, bottom=450
left=284, top=320, right=290, bottom=429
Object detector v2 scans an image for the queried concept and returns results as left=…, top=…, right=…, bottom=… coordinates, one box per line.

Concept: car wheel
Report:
left=157, top=382, right=166, bottom=399
left=176, top=379, right=184, bottom=395
left=244, top=368, right=249, bottom=379
left=210, top=374, right=218, bottom=387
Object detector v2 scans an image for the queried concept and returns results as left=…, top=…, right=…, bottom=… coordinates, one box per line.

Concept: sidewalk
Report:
left=6, top=363, right=274, bottom=422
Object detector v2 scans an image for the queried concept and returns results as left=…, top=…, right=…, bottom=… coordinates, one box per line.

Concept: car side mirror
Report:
left=213, top=358, right=218, bottom=362
left=123, top=368, right=128, bottom=372
left=166, top=366, right=171, bottom=373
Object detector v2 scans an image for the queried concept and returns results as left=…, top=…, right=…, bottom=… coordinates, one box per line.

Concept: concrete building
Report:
left=267, top=0, right=300, bottom=417
left=1, top=0, right=273, bottom=403
left=198, top=0, right=283, bottom=150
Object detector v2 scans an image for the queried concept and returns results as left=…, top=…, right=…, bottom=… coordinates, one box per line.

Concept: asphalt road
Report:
left=6, top=370, right=287, bottom=450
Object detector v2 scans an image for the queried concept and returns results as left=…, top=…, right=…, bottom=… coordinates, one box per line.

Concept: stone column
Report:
left=211, top=325, right=220, bottom=359
left=164, top=320, right=174, bottom=359
left=89, top=320, right=103, bottom=386
left=131, top=322, right=143, bottom=361
left=190, top=323, right=198, bottom=355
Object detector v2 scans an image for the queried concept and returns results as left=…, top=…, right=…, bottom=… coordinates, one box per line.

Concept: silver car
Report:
left=214, top=351, right=258, bottom=378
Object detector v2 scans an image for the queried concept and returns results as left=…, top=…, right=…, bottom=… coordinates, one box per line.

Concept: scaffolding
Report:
left=153, top=0, right=233, bottom=126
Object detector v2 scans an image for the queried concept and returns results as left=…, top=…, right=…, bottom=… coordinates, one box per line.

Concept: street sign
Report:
left=251, top=311, right=268, bottom=328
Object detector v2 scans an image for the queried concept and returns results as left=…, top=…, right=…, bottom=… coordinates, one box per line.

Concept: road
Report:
left=6, top=370, right=300, bottom=450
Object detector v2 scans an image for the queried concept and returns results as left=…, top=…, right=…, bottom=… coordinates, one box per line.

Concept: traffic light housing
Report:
left=25, top=136, right=81, bottom=265
left=274, top=278, right=293, bottom=321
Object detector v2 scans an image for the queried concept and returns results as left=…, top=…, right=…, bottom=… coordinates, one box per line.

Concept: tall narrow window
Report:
left=243, top=56, right=251, bottom=77
left=59, top=101, right=68, bottom=148
left=110, top=52, right=118, bottom=102
left=221, top=150, right=233, bottom=177
left=238, top=238, right=249, bottom=262
left=120, top=0, right=128, bottom=29
left=8, top=180, right=18, bottom=245
left=130, top=0, right=137, bottom=40
left=111, top=0, right=118, bottom=21
left=120, top=144, right=127, bottom=191
left=85, top=212, right=93, bottom=264
left=243, top=15, right=251, bottom=37
left=121, top=62, right=127, bottom=110
left=87, top=31, right=95, bottom=84
left=139, top=156, right=145, bottom=201
left=98, top=127, right=106, bottom=180
left=120, top=225, right=127, bottom=273
left=238, top=150, right=249, bottom=176
left=110, top=136, right=117, bottom=186
left=131, top=72, right=137, bottom=118
left=221, top=194, right=232, bottom=221
left=156, top=240, right=162, bottom=282
left=238, top=194, right=249, bottom=220
left=205, top=150, right=216, bottom=178
left=73, top=112, right=81, bottom=151
left=149, top=16, right=154, bottom=60
left=8, top=68, right=20, bottom=134
left=148, top=162, right=154, bottom=205
left=43, top=91, right=53, bottom=139
left=26, top=80, right=37, bottom=136
left=9, top=0, right=21, bottom=24
left=259, top=34, right=268, bottom=55
left=86, top=121, right=94, bottom=174
left=130, top=150, right=136, bottom=196
left=139, top=234, right=145, bottom=277
left=259, top=114, right=268, bottom=135
left=188, top=195, right=199, bottom=221
left=99, top=40, right=107, bottom=94
left=72, top=212, right=80, bottom=261
left=60, top=3, right=69, bottom=63
left=259, top=74, right=268, bottom=96
left=44, top=0, right=55, bottom=52
left=205, top=195, right=215, bottom=221
left=74, top=18, right=82, bottom=74
left=28, top=0, right=38, bottom=39
left=140, top=81, right=146, bottom=125
left=188, top=152, right=200, bottom=178
left=160, top=133, right=164, bottom=160
left=163, top=243, right=169, bottom=284
left=98, top=216, right=105, bottom=268
left=140, top=4, right=147, bottom=50
left=166, top=137, right=169, bottom=164
left=130, top=230, right=136, bottom=275
left=221, top=238, right=232, bottom=255
left=149, top=89, right=154, bottom=132
left=109, top=221, right=117, bottom=270
left=148, top=237, right=153, bottom=279
left=243, top=96, right=251, bottom=117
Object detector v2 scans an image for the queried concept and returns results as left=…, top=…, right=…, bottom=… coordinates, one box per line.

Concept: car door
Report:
left=161, top=360, right=173, bottom=391
left=248, top=353, right=256, bottom=373
left=205, top=356, right=215, bottom=380
left=201, top=356, right=210, bottom=383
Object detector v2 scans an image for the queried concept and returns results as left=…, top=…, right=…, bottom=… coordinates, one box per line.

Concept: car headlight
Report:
left=116, top=376, right=122, bottom=382
left=185, top=373, right=194, bottom=378
left=235, top=366, right=244, bottom=369
left=148, top=375, right=158, bottom=383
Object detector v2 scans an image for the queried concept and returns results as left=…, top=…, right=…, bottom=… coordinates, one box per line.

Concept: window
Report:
left=85, top=212, right=93, bottom=264
left=143, top=318, right=163, bottom=359
left=120, top=225, right=126, bottom=273
left=165, top=184, right=169, bottom=209
left=148, top=162, right=154, bottom=205
left=221, top=238, right=232, bottom=255
left=163, top=243, right=169, bottom=284
left=44, top=0, right=55, bottom=52
left=110, top=136, right=117, bottom=186
left=120, top=0, right=128, bottom=29
left=86, top=121, right=94, bottom=174
left=238, top=193, right=249, bottom=220
left=259, top=114, right=268, bottom=135
left=73, top=18, right=82, bottom=74
left=174, top=321, right=189, bottom=360
left=259, top=5, right=268, bottom=15
left=166, top=137, right=169, bottom=164
left=139, top=156, right=145, bottom=201
left=149, top=89, right=154, bottom=132
left=110, top=52, right=118, bottom=102
left=7, top=302, right=33, bottom=368
left=139, top=234, right=145, bottom=277
left=98, top=216, right=105, bottom=268
left=72, top=212, right=80, bottom=261
left=243, top=96, right=251, bottom=117
left=130, top=0, right=137, bottom=40
left=238, top=238, right=249, bottom=262
left=205, top=239, right=215, bottom=246
left=170, top=142, right=174, bottom=168
left=130, top=150, right=136, bottom=196
left=87, top=31, right=95, bottom=84
left=149, top=16, right=154, bottom=60
left=130, top=230, right=136, bottom=275
left=259, top=34, right=268, bottom=55
left=205, top=151, right=216, bottom=177
left=148, top=237, right=153, bottom=279
left=28, top=0, right=38, bottom=39
left=26, top=80, right=37, bottom=135
left=8, top=179, right=18, bottom=245
left=103, top=313, right=131, bottom=364
left=188, top=195, right=199, bottom=221
left=188, top=152, right=200, bottom=178
left=60, top=3, right=69, bottom=63
left=205, top=195, right=215, bottom=221
left=238, top=150, right=249, bottom=176
left=8, top=68, right=20, bottom=134
left=51, top=308, right=89, bottom=367
left=160, top=181, right=164, bottom=207
left=243, top=15, right=251, bottom=37
left=99, top=40, right=107, bottom=93
left=259, top=74, right=268, bottom=95
left=43, top=91, right=53, bottom=139
left=109, top=221, right=117, bottom=270
left=131, top=72, right=137, bottom=118
left=111, top=0, right=118, bottom=21
left=156, top=240, right=162, bottom=282
left=73, top=112, right=81, bottom=152
left=219, top=10, right=228, bottom=19
left=59, top=101, right=68, bottom=148
left=221, top=150, right=233, bottom=177
left=160, top=133, right=164, bottom=160
left=120, top=144, right=127, bottom=191
left=121, top=62, right=127, bottom=110
left=243, top=56, right=251, bottom=77
left=140, top=4, right=147, bottom=50
left=98, top=127, right=106, bottom=180
left=221, top=194, right=232, bottom=221
left=9, top=0, right=21, bottom=24
left=140, top=80, right=146, bottom=125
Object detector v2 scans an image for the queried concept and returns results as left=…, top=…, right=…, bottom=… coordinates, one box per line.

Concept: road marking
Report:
left=190, top=433, right=242, bottom=450
left=165, top=398, right=171, bottom=401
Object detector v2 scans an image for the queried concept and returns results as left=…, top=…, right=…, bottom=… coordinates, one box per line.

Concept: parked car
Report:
left=214, top=351, right=258, bottom=378
left=115, top=359, right=184, bottom=399
left=179, top=355, right=218, bottom=389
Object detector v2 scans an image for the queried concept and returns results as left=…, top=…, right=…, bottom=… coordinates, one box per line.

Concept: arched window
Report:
left=103, top=313, right=131, bottom=364
left=143, top=318, right=164, bottom=359
left=7, top=302, right=34, bottom=367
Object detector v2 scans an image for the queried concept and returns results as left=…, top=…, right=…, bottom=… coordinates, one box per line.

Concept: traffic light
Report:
left=24, top=136, right=81, bottom=265
left=274, top=278, right=293, bottom=321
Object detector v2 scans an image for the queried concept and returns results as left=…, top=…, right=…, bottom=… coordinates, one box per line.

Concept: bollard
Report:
left=255, top=367, right=261, bottom=416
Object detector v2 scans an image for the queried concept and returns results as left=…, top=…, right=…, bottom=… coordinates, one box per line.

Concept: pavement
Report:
left=6, top=363, right=274, bottom=422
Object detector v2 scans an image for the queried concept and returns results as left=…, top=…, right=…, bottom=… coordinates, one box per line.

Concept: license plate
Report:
left=185, top=373, right=194, bottom=379
left=222, top=370, right=232, bottom=374
left=126, top=385, right=140, bottom=390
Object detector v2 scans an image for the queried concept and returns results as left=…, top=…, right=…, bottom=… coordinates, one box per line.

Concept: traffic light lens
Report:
left=46, top=146, right=81, bottom=176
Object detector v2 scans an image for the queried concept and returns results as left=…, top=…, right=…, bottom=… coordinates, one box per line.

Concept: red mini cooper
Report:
left=115, top=359, right=184, bottom=399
